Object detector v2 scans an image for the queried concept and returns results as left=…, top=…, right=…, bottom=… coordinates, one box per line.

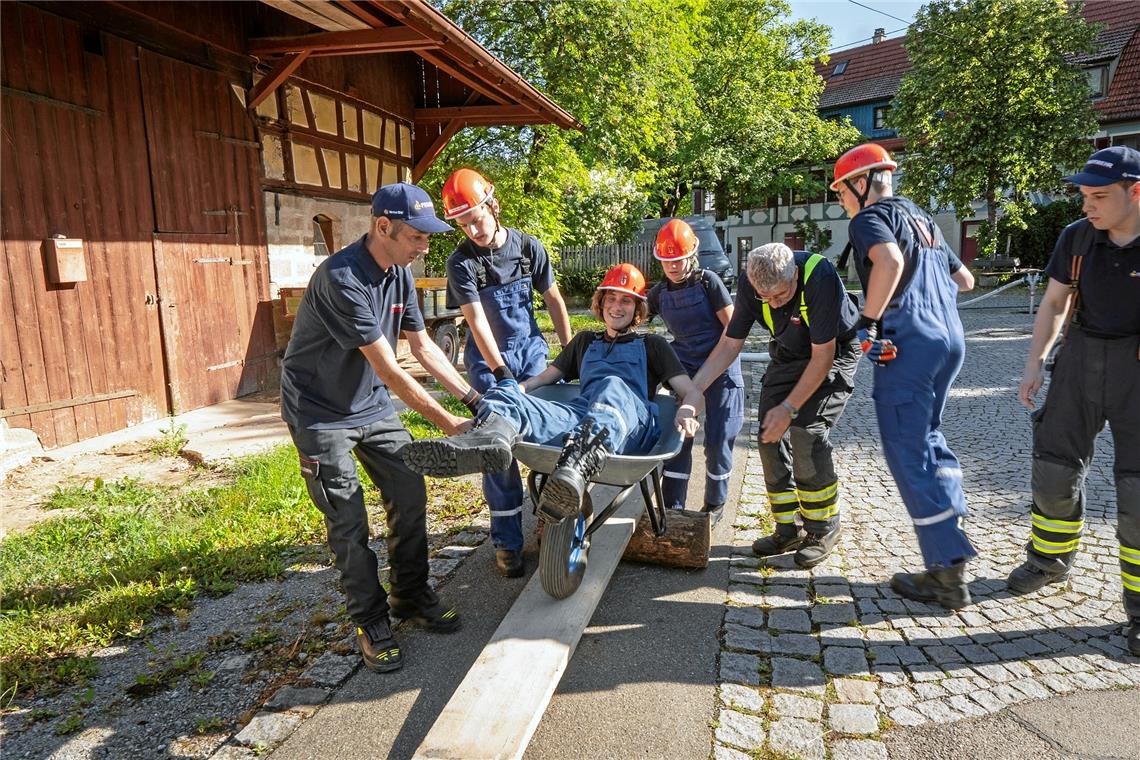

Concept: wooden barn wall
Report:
left=1, top=5, right=167, bottom=448
left=293, top=54, right=419, bottom=122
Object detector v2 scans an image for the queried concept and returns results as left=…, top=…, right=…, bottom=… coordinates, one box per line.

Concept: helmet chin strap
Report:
left=843, top=175, right=872, bottom=210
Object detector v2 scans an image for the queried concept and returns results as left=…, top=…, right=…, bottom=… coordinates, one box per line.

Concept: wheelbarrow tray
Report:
left=511, top=383, right=684, bottom=486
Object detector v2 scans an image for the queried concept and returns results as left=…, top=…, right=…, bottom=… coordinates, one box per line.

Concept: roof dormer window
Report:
left=833, top=61, right=849, bottom=76
left=1086, top=65, right=1108, bottom=99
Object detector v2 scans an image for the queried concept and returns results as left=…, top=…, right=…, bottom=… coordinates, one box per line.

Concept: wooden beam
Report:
left=413, top=493, right=642, bottom=760
left=248, top=51, right=309, bottom=110
left=417, top=49, right=511, bottom=106
left=412, top=118, right=463, bottom=182
left=249, top=27, right=435, bottom=55
left=261, top=0, right=367, bottom=31
left=414, top=105, right=536, bottom=122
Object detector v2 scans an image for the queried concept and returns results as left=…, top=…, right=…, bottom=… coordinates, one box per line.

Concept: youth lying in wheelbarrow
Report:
left=402, top=262, right=706, bottom=523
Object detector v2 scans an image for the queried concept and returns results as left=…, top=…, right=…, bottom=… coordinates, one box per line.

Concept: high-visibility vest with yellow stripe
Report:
left=761, top=253, right=825, bottom=333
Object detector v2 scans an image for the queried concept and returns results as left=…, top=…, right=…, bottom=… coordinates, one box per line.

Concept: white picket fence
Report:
left=557, top=242, right=655, bottom=273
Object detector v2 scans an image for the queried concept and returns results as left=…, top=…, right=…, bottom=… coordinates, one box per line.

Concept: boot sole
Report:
left=751, top=539, right=804, bottom=558
left=391, top=609, right=462, bottom=633
left=1007, top=572, right=1070, bottom=595
left=402, top=439, right=512, bottom=477
left=359, top=641, right=404, bottom=673
left=538, top=470, right=585, bottom=523
left=793, top=528, right=842, bottom=569
left=889, top=576, right=972, bottom=609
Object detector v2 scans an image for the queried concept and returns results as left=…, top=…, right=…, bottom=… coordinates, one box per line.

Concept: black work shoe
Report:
left=1127, top=620, right=1140, bottom=657
left=702, top=502, right=725, bottom=525
left=537, top=420, right=610, bottom=523
left=794, top=526, right=842, bottom=569
left=495, top=549, right=525, bottom=578
left=891, top=563, right=972, bottom=609
left=389, top=589, right=461, bottom=633
left=357, top=618, right=403, bottom=673
left=751, top=529, right=805, bottom=557
left=1006, top=561, right=1070, bottom=594
left=401, top=413, right=517, bottom=477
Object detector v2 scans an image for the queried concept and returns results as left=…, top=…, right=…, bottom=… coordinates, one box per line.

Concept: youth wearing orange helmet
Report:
left=835, top=142, right=978, bottom=608
left=403, top=263, right=707, bottom=526
left=439, top=168, right=573, bottom=578
left=646, top=219, right=744, bottom=519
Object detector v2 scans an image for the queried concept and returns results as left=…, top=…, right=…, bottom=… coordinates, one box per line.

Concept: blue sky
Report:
left=786, top=0, right=925, bottom=52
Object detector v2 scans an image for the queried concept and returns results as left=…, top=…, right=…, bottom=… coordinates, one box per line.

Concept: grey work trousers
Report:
left=1029, top=327, right=1140, bottom=619
left=289, top=414, right=429, bottom=627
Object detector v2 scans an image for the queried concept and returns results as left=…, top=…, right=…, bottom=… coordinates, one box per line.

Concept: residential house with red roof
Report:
left=715, top=1, right=1140, bottom=270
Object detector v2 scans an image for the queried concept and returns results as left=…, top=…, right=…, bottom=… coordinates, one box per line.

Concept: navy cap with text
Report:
left=371, top=183, right=453, bottom=233
left=1063, top=146, right=1140, bottom=187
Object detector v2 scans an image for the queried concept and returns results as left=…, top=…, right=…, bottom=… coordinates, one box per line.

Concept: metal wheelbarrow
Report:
left=512, top=383, right=685, bottom=599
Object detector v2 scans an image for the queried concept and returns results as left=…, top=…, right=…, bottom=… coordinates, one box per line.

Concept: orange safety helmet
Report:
left=654, top=218, right=699, bottom=261
left=830, top=143, right=898, bottom=190
left=597, top=263, right=647, bottom=300
left=441, top=168, right=495, bottom=220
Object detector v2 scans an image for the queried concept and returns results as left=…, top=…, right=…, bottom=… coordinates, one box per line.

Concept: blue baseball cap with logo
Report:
left=1063, top=146, right=1140, bottom=187
left=371, top=183, right=453, bottom=233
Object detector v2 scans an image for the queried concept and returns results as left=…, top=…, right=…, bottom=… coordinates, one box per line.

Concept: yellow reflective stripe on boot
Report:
left=768, top=489, right=799, bottom=524
left=799, top=503, right=839, bottom=520
left=1031, top=535, right=1081, bottom=554
left=798, top=482, right=838, bottom=504
left=1122, top=571, right=1140, bottom=593
left=1031, top=514, right=1082, bottom=534
left=768, top=490, right=799, bottom=505
left=1120, top=545, right=1140, bottom=564
left=797, top=481, right=838, bottom=521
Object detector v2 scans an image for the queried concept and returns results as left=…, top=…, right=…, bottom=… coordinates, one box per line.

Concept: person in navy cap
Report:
left=1007, top=146, right=1140, bottom=656
left=281, top=183, right=485, bottom=674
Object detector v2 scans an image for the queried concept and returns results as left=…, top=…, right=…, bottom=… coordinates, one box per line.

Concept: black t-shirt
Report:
left=646, top=269, right=733, bottom=317
left=551, top=331, right=687, bottom=398
left=445, top=227, right=555, bottom=308
left=281, top=236, right=425, bottom=429
left=848, top=196, right=963, bottom=298
left=1044, top=218, right=1140, bottom=338
left=726, top=252, right=860, bottom=362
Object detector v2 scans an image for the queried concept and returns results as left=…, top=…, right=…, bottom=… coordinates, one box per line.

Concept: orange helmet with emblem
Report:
left=654, top=219, right=700, bottom=261
left=441, top=168, right=495, bottom=220
left=597, top=263, right=647, bottom=300
left=830, top=143, right=898, bottom=190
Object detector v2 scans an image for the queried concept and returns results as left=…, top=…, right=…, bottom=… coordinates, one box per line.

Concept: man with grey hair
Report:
left=693, top=242, right=861, bottom=568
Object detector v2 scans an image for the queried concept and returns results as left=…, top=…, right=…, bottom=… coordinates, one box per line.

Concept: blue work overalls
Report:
left=871, top=207, right=976, bottom=569
left=656, top=277, right=744, bottom=508
left=464, top=247, right=549, bottom=554
left=481, top=335, right=660, bottom=456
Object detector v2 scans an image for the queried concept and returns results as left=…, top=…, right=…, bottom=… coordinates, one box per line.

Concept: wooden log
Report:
left=535, top=506, right=710, bottom=569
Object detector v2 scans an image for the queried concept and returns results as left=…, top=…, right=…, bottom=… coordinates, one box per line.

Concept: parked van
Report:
left=640, top=216, right=736, bottom=289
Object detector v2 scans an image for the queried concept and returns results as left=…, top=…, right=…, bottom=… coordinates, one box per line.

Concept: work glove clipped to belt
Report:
left=856, top=316, right=898, bottom=366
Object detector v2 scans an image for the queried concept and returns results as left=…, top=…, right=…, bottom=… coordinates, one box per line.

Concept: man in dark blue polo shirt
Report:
left=693, top=243, right=861, bottom=569
left=1007, top=146, right=1140, bottom=656
left=282, top=183, right=482, bottom=674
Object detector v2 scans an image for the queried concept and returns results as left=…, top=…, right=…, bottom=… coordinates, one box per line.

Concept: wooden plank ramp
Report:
left=413, top=490, right=643, bottom=760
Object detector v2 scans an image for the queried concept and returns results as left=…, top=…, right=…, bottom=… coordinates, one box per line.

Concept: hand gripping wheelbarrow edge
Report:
left=512, top=383, right=685, bottom=599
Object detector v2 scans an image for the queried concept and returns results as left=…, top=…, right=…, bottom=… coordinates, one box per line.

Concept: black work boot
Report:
left=751, top=528, right=805, bottom=557
left=389, top=588, right=461, bottom=633
left=703, top=502, right=725, bottom=525
left=357, top=618, right=403, bottom=673
left=495, top=549, right=525, bottom=578
left=1006, top=560, right=1070, bottom=594
left=401, top=412, right=517, bottom=477
left=794, top=526, right=842, bottom=569
left=537, top=420, right=610, bottom=523
left=1127, top=619, right=1140, bottom=657
left=891, top=563, right=972, bottom=609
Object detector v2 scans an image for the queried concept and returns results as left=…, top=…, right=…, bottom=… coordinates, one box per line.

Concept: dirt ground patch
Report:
left=1, top=443, right=229, bottom=539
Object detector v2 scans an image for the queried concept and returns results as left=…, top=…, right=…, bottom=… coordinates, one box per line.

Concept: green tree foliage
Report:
left=661, top=0, right=861, bottom=218
left=889, top=0, right=1099, bottom=257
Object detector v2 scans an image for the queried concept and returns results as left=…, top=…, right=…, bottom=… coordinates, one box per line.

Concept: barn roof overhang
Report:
left=252, top=0, right=581, bottom=179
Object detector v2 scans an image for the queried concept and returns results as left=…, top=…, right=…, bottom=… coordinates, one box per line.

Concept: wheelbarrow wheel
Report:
left=539, top=493, right=592, bottom=599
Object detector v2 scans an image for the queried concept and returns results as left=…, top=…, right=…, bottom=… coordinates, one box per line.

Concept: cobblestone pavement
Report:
left=713, top=298, right=1140, bottom=760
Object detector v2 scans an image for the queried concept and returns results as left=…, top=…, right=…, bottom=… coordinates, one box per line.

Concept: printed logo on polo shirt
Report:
left=791, top=316, right=802, bottom=325
left=391, top=303, right=407, bottom=315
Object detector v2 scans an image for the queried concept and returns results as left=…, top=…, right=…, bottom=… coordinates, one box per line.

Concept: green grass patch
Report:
left=144, top=418, right=189, bottom=458
left=399, top=394, right=471, bottom=440
left=0, top=445, right=324, bottom=697
left=533, top=311, right=604, bottom=336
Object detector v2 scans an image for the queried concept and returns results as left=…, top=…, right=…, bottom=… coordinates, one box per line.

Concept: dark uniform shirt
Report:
left=280, top=236, right=425, bottom=430
left=1045, top=218, right=1140, bottom=338
left=848, top=196, right=963, bottom=298
left=552, top=331, right=687, bottom=399
left=645, top=269, right=733, bottom=317
left=726, top=252, right=860, bottom=363
left=445, top=227, right=555, bottom=308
